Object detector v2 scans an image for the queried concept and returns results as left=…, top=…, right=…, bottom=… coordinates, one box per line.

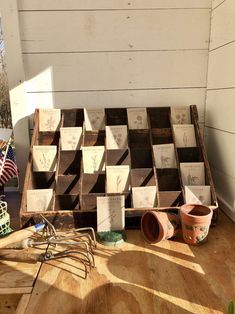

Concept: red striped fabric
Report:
left=0, top=146, right=18, bottom=186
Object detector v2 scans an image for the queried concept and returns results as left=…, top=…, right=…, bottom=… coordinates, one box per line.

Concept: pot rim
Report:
left=180, top=204, right=212, bottom=218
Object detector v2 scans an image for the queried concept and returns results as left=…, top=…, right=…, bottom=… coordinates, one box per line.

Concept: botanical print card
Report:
left=127, top=107, right=148, bottom=129
left=170, top=106, right=191, bottom=124
left=106, top=165, right=130, bottom=193
left=84, top=108, right=105, bottom=130
left=132, top=186, right=157, bottom=208
left=60, top=127, right=83, bottom=151
left=26, top=189, right=53, bottom=212
left=180, top=162, right=205, bottom=186
left=173, top=124, right=197, bottom=148
left=152, top=143, right=177, bottom=168
left=33, top=145, right=57, bottom=172
left=97, top=195, right=125, bottom=232
left=106, top=125, right=128, bottom=149
left=82, top=146, right=105, bottom=173
left=185, top=185, right=211, bottom=205
left=39, top=108, right=61, bottom=132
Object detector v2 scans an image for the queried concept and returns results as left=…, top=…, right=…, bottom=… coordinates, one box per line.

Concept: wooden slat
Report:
left=26, top=88, right=206, bottom=123
left=0, top=287, right=33, bottom=294
left=15, top=294, right=31, bottom=314
left=25, top=222, right=235, bottom=313
left=205, top=127, right=235, bottom=180
left=207, top=42, right=235, bottom=89
left=20, top=10, right=210, bottom=53
left=24, top=50, right=208, bottom=92
left=18, top=0, right=212, bottom=11
left=210, top=0, right=235, bottom=50
left=206, top=89, right=235, bottom=133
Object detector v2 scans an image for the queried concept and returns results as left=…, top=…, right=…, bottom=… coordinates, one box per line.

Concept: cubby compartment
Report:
left=156, top=169, right=181, bottom=191
left=31, top=171, right=55, bottom=189
left=105, top=108, right=127, bottom=125
left=131, top=168, right=156, bottom=187
left=147, top=107, right=171, bottom=128
left=54, top=195, right=80, bottom=211
left=37, top=131, right=60, bottom=146
left=81, top=173, right=106, bottom=210
left=130, top=148, right=153, bottom=168
left=151, top=128, right=173, bottom=145
left=61, top=109, right=84, bottom=127
left=129, top=130, right=151, bottom=148
left=55, top=175, right=80, bottom=195
left=177, top=147, right=202, bottom=162
left=156, top=168, right=183, bottom=207
left=106, top=149, right=130, bottom=166
left=83, top=130, right=105, bottom=146
left=57, top=150, right=82, bottom=175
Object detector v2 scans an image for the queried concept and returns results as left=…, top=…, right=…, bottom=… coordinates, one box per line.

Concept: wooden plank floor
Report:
left=22, top=211, right=235, bottom=314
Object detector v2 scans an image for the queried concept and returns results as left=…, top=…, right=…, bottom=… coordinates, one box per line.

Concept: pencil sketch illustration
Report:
left=44, top=115, right=56, bottom=131
left=108, top=208, right=117, bottom=225
left=160, top=154, right=171, bottom=168
left=39, top=153, right=51, bottom=170
left=67, top=135, right=77, bottom=150
left=90, top=113, right=102, bottom=129
left=91, top=153, right=98, bottom=172
left=133, top=115, right=143, bottom=129
left=116, top=175, right=122, bottom=192
left=139, top=196, right=153, bottom=207
left=113, top=133, right=123, bottom=147
left=187, top=172, right=200, bottom=185
left=35, top=196, right=46, bottom=211
left=183, top=132, right=188, bottom=147
left=175, top=113, right=187, bottom=124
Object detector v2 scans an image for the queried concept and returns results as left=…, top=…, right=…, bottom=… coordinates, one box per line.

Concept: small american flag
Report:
left=0, top=146, right=18, bottom=186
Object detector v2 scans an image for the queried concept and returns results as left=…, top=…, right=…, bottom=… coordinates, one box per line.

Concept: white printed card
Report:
left=84, top=108, right=105, bottom=130
left=127, top=107, right=148, bottom=129
left=180, top=162, right=205, bottom=186
left=132, top=186, right=157, bottom=208
left=26, top=189, right=53, bottom=212
left=106, top=125, right=128, bottom=149
left=185, top=185, right=211, bottom=205
left=33, top=145, right=57, bottom=172
left=170, top=106, right=191, bottom=124
left=152, top=143, right=177, bottom=168
left=106, top=165, right=130, bottom=193
left=82, top=146, right=105, bottom=173
left=60, top=127, right=83, bottom=151
left=173, top=124, right=197, bottom=148
left=97, top=195, right=125, bottom=232
left=39, top=108, right=61, bottom=132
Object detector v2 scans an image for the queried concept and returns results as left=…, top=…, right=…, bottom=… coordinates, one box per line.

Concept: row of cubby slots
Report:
left=57, top=107, right=174, bottom=129
left=29, top=143, right=209, bottom=212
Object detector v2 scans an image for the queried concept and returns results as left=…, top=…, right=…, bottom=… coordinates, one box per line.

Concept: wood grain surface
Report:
left=24, top=212, right=235, bottom=314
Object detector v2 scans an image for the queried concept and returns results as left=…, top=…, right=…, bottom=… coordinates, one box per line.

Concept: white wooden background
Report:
left=206, top=0, right=235, bottom=220
left=1, top=0, right=211, bottom=187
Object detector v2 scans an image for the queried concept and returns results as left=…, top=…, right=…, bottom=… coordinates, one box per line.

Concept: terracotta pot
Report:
left=180, top=204, right=213, bottom=245
left=141, top=211, right=180, bottom=243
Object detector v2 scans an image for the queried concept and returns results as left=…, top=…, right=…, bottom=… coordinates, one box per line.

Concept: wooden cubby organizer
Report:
left=20, top=105, right=218, bottom=229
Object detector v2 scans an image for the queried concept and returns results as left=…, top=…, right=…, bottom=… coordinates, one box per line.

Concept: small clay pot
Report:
left=180, top=204, right=213, bottom=245
left=141, top=211, right=180, bottom=243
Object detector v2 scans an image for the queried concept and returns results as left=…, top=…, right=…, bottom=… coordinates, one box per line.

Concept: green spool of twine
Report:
left=97, top=230, right=126, bottom=246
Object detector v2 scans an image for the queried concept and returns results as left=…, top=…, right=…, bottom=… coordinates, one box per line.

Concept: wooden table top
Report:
left=1, top=211, right=235, bottom=314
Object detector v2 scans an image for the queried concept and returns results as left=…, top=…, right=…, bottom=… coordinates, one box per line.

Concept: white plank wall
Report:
left=1, top=0, right=212, bottom=188
left=18, top=0, right=212, bottom=10
left=206, top=0, right=235, bottom=219
left=17, top=0, right=211, bottom=124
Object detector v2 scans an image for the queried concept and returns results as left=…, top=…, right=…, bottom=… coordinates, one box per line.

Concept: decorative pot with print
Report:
left=180, top=204, right=213, bottom=245
left=141, top=210, right=180, bottom=243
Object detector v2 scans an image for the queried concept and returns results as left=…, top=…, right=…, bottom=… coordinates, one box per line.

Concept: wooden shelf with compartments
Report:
left=20, top=105, right=218, bottom=229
